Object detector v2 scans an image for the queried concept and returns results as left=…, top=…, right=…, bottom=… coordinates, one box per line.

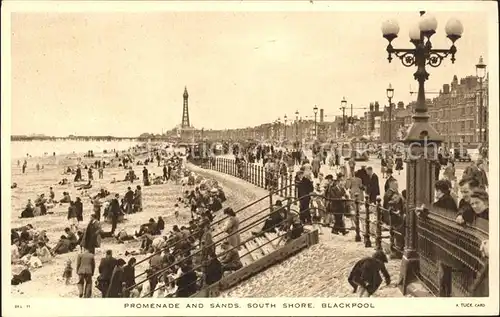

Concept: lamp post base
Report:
left=398, top=251, right=420, bottom=295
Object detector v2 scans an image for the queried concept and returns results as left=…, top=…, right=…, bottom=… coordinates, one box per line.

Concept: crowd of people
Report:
left=10, top=144, right=252, bottom=299
left=10, top=140, right=490, bottom=299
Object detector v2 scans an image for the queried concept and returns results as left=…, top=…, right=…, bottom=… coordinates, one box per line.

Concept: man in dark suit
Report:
left=76, top=248, right=95, bottom=298
left=366, top=167, right=380, bottom=203
left=81, top=214, right=100, bottom=254
left=326, top=175, right=348, bottom=235
left=98, top=249, right=117, bottom=298
left=384, top=169, right=396, bottom=193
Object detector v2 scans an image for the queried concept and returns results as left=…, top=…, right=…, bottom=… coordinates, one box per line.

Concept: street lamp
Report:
left=449, top=89, right=457, bottom=148
left=313, top=105, right=318, bottom=139
left=277, top=117, right=281, bottom=141
left=340, top=97, right=347, bottom=137
left=475, top=56, right=487, bottom=144
left=295, top=110, right=299, bottom=141
left=284, top=114, right=288, bottom=141
left=386, top=83, right=395, bottom=144
left=381, top=11, right=463, bottom=292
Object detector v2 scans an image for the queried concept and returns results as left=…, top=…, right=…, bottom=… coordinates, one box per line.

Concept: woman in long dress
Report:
left=134, top=186, right=143, bottom=212
left=223, top=208, right=241, bottom=250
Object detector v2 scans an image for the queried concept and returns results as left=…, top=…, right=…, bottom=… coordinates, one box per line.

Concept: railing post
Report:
left=364, top=196, right=372, bottom=248
left=282, top=174, right=287, bottom=197
left=354, top=193, right=362, bottom=242
left=245, top=163, right=249, bottom=181
left=289, top=173, right=293, bottom=198
left=256, top=166, right=260, bottom=187
left=249, top=164, right=253, bottom=184
left=223, top=158, right=227, bottom=174
left=375, top=197, right=382, bottom=251
left=259, top=166, right=264, bottom=188
left=389, top=208, right=395, bottom=254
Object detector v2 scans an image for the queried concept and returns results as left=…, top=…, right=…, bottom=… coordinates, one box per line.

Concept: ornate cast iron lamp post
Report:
left=475, top=56, right=487, bottom=145
left=284, top=114, right=288, bottom=141
left=295, top=110, right=299, bottom=141
left=313, top=105, right=318, bottom=139
left=381, top=11, right=463, bottom=294
left=386, top=83, right=394, bottom=143
left=340, top=97, right=347, bottom=138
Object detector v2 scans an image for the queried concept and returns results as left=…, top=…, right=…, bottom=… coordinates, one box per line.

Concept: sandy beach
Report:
left=10, top=141, right=290, bottom=298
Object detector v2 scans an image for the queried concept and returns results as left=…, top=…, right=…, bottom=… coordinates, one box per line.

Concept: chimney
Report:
left=443, top=84, right=450, bottom=94
left=374, top=101, right=380, bottom=113
left=369, top=102, right=374, bottom=112
left=320, top=109, right=324, bottom=123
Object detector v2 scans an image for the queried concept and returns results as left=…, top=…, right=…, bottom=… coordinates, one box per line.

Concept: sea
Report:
left=9, top=140, right=143, bottom=160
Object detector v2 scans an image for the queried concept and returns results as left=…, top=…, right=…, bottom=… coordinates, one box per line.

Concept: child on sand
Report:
left=63, top=259, right=73, bottom=285
left=348, top=250, right=391, bottom=297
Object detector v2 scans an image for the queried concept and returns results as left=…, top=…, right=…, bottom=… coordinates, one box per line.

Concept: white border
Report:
left=1, top=1, right=498, bottom=316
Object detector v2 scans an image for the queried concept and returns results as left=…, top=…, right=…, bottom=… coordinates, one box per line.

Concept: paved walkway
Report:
left=195, top=161, right=411, bottom=297
left=218, top=151, right=467, bottom=199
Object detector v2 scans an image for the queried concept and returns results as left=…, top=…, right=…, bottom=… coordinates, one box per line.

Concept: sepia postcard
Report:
left=1, top=1, right=498, bottom=316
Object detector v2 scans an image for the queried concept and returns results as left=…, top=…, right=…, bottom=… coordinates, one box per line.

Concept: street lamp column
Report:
left=284, top=114, right=288, bottom=141
left=295, top=110, right=299, bottom=142
left=476, top=56, right=487, bottom=145
left=340, top=97, right=347, bottom=138
left=313, top=105, right=318, bottom=139
left=382, top=11, right=463, bottom=293
left=386, top=83, right=395, bottom=144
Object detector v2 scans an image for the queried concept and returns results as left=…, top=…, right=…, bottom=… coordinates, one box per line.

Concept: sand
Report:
left=9, top=150, right=268, bottom=298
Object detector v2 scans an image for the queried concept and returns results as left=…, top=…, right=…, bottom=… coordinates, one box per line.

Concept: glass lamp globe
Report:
left=476, top=56, right=487, bottom=79
left=419, top=13, right=438, bottom=33
left=381, top=19, right=400, bottom=42
left=386, top=83, right=394, bottom=99
left=341, top=97, right=347, bottom=108
left=409, top=24, right=421, bottom=41
left=445, top=18, right=464, bottom=42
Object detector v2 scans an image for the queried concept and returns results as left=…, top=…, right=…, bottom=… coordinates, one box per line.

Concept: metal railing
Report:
left=197, top=156, right=490, bottom=297
left=131, top=196, right=304, bottom=297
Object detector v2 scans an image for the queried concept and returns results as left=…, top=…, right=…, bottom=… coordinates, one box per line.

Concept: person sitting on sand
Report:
left=11, top=182, right=18, bottom=189
left=52, top=235, right=72, bottom=255
left=136, top=218, right=160, bottom=237
left=219, top=241, right=243, bottom=273
left=11, top=229, right=20, bottom=245
left=64, top=227, right=79, bottom=250
left=59, top=178, right=69, bottom=185
left=11, top=239, right=21, bottom=263
left=35, top=242, right=53, bottom=263
left=20, top=199, right=35, bottom=218
left=60, top=192, right=72, bottom=203
left=114, top=229, right=136, bottom=244
left=157, top=216, right=165, bottom=232
left=76, top=181, right=92, bottom=191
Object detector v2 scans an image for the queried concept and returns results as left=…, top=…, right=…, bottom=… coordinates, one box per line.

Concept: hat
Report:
left=386, top=168, right=393, bottom=174
left=325, top=174, right=334, bottom=180
left=476, top=159, right=484, bottom=165
left=210, top=188, right=218, bottom=193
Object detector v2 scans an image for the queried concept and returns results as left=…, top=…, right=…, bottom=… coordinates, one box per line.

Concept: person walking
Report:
left=76, top=248, right=95, bottom=298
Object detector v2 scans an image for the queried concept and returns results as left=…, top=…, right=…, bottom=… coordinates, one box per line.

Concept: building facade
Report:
left=428, top=75, right=489, bottom=145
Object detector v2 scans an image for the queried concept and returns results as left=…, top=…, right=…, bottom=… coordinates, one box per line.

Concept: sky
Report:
left=9, top=8, right=491, bottom=137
